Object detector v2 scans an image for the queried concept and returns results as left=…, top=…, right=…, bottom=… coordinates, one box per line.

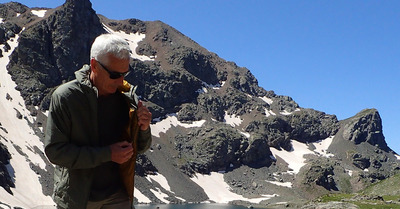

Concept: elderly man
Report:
left=45, top=33, right=152, bottom=209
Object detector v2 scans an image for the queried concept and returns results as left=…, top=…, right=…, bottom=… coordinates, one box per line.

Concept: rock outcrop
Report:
left=342, top=109, right=389, bottom=151
left=0, top=141, right=13, bottom=194
left=6, top=0, right=104, bottom=108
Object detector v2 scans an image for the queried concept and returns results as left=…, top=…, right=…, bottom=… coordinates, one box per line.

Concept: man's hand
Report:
left=137, top=100, right=152, bottom=131
left=110, top=141, right=133, bottom=164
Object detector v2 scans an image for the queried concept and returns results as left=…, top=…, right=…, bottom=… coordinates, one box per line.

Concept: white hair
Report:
left=90, top=33, right=131, bottom=64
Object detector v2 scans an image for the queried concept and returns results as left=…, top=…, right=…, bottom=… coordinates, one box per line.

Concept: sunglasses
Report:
left=97, top=60, right=131, bottom=79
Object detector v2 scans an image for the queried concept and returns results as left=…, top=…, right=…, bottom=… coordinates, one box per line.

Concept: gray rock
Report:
left=342, top=109, right=388, bottom=151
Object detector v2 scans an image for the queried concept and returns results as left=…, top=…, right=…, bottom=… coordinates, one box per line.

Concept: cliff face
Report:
left=0, top=1, right=399, bottom=208
left=342, top=109, right=388, bottom=151
left=5, top=0, right=104, bottom=108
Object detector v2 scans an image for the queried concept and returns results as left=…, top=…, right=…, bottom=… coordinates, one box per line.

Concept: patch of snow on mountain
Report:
left=207, top=82, right=222, bottom=90
left=346, top=169, right=353, bottom=176
left=266, top=173, right=293, bottom=188
left=260, top=96, right=273, bottom=105
left=102, top=24, right=155, bottom=61
left=146, top=172, right=171, bottom=192
left=270, top=140, right=314, bottom=174
left=395, top=154, right=400, bottom=160
left=224, top=111, right=242, bottom=127
left=0, top=18, right=3, bottom=23
left=31, top=10, right=47, bottom=17
left=150, top=188, right=170, bottom=203
left=266, top=180, right=292, bottom=188
left=190, top=172, right=276, bottom=204
left=151, top=114, right=206, bottom=137
left=134, top=187, right=152, bottom=203
left=311, top=136, right=334, bottom=157
left=264, top=108, right=276, bottom=117
left=196, top=86, right=208, bottom=94
left=271, top=137, right=334, bottom=175
left=280, top=108, right=301, bottom=116
left=196, top=81, right=224, bottom=94
left=0, top=35, right=54, bottom=207
left=145, top=172, right=186, bottom=203
left=239, top=131, right=250, bottom=138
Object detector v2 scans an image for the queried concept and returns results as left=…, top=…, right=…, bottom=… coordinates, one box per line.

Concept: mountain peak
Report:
left=64, top=0, right=92, bottom=8
left=343, top=108, right=388, bottom=151
left=6, top=0, right=104, bottom=107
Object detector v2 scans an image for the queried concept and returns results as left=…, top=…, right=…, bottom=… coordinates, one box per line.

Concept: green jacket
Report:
left=44, top=65, right=152, bottom=209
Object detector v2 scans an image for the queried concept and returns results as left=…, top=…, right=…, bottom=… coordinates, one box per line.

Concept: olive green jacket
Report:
left=44, top=65, right=152, bottom=209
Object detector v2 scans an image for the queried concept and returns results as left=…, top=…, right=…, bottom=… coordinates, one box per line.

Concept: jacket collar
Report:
left=75, top=64, right=99, bottom=97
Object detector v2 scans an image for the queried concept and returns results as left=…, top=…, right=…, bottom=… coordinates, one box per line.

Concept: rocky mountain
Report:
left=0, top=0, right=399, bottom=208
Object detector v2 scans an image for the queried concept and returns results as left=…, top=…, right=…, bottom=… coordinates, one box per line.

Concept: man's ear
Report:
left=90, top=58, right=98, bottom=72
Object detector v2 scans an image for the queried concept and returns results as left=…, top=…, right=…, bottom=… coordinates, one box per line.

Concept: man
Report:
left=45, top=33, right=152, bottom=209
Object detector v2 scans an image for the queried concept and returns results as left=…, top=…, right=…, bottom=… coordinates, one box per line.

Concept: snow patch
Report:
left=280, top=108, right=301, bottom=115
left=220, top=81, right=226, bottom=87
left=264, top=108, right=276, bottom=117
left=31, top=10, right=47, bottom=17
left=151, top=114, right=206, bottom=137
left=266, top=180, right=292, bottom=188
left=134, top=187, right=152, bottom=203
left=196, top=86, right=208, bottom=94
left=146, top=173, right=171, bottom=192
left=346, top=169, right=353, bottom=176
left=0, top=35, right=54, bottom=207
left=150, top=188, right=170, bottom=203
left=271, top=137, right=334, bottom=174
left=395, top=154, right=400, bottom=160
left=224, top=111, right=242, bottom=127
left=144, top=172, right=186, bottom=205
left=190, top=172, right=276, bottom=204
left=270, top=140, right=314, bottom=174
left=311, top=136, right=334, bottom=157
left=260, top=96, right=273, bottom=105
left=196, top=81, right=224, bottom=94
left=239, top=131, right=251, bottom=138
left=103, top=24, right=155, bottom=61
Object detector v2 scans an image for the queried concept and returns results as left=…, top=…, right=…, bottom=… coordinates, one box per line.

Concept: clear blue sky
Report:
left=2, top=1, right=400, bottom=153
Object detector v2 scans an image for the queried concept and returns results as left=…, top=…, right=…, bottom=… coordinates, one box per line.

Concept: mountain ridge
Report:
left=0, top=1, right=399, bottom=208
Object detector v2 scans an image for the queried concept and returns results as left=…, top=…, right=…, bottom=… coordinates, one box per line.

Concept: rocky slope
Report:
left=0, top=0, right=399, bottom=208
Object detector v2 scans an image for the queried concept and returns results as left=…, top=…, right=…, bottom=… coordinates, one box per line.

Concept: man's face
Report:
left=91, top=54, right=130, bottom=96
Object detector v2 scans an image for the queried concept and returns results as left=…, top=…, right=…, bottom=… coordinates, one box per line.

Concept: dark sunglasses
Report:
left=97, top=60, right=131, bottom=79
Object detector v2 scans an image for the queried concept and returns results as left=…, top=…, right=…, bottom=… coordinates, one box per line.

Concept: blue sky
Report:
left=2, top=1, right=400, bottom=153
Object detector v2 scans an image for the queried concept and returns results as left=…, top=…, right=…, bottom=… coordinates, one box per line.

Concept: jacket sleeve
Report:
left=44, top=89, right=111, bottom=169
left=137, top=128, right=152, bottom=154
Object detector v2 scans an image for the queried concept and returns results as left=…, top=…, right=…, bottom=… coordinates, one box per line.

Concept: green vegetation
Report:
left=318, top=193, right=400, bottom=209
left=313, top=173, right=400, bottom=208
left=361, top=173, right=400, bottom=196
left=319, top=193, right=353, bottom=202
left=356, top=203, right=400, bottom=209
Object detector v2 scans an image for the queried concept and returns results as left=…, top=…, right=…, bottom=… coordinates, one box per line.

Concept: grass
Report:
left=311, top=172, right=400, bottom=208
left=318, top=193, right=400, bottom=209
left=356, top=203, right=400, bottom=209
left=319, top=193, right=353, bottom=202
left=361, top=173, right=400, bottom=196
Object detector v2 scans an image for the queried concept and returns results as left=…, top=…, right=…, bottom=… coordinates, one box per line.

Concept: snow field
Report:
left=190, top=172, right=276, bottom=204
left=0, top=35, right=54, bottom=207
